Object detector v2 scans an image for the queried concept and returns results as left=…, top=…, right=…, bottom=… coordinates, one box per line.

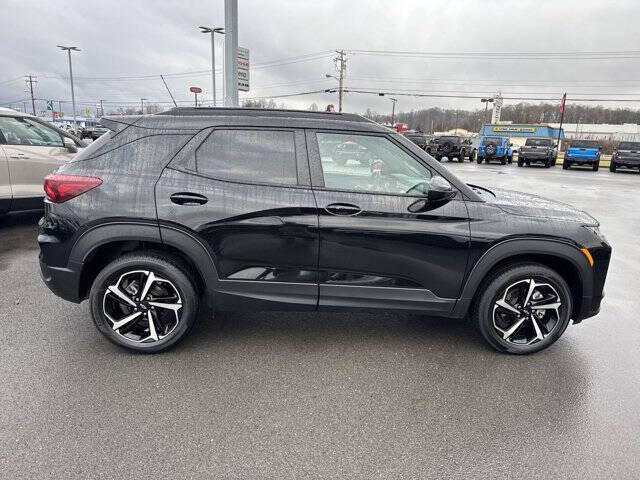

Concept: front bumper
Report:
left=613, top=156, right=640, bottom=166
left=574, top=242, right=611, bottom=323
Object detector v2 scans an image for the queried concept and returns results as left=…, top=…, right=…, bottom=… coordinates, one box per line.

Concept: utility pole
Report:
left=389, top=97, right=398, bottom=125
left=160, top=75, right=178, bottom=107
left=140, top=98, right=147, bottom=114
left=26, top=75, right=37, bottom=115
left=200, top=26, right=225, bottom=106
left=99, top=99, right=105, bottom=117
left=334, top=49, right=347, bottom=112
left=57, top=46, right=80, bottom=132
left=224, top=0, right=238, bottom=107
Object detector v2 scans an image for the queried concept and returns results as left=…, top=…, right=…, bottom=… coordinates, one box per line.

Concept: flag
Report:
left=559, top=93, right=567, bottom=113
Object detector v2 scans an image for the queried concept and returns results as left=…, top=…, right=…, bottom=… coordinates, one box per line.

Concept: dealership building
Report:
left=478, top=123, right=564, bottom=149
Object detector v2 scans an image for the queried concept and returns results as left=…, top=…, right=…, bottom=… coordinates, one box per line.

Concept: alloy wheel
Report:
left=102, top=270, right=183, bottom=343
left=492, top=278, right=563, bottom=346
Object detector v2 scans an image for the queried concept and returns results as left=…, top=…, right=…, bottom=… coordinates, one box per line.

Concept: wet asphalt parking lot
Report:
left=1, top=161, right=639, bottom=479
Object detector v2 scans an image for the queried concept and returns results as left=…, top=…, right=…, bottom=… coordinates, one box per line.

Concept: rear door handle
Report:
left=325, top=203, right=362, bottom=216
left=9, top=153, right=30, bottom=159
left=170, top=192, right=208, bottom=206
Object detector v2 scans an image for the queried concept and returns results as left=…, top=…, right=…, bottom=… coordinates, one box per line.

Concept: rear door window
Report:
left=196, top=129, right=298, bottom=185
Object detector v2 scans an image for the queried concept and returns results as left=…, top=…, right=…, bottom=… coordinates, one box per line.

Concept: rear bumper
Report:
left=39, top=254, right=83, bottom=303
left=565, top=156, right=599, bottom=164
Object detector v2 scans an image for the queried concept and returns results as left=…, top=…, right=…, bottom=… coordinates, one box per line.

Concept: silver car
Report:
left=0, top=108, right=83, bottom=214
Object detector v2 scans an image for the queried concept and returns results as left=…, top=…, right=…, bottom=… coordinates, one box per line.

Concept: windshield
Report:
left=482, top=137, right=503, bottom=145
left=618, top=141, right=640, bottom=150
left=525, top=138, right=552, bottom=147
left=569, top=140, right=600, bottom=149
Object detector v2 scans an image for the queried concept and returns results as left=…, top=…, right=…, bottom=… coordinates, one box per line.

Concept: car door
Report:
left=0, top=116, right=72, bottom=210
left=307, top=130, right=470, bottom=314
left=0, top=146, right=11, bottom=214
left=155, top=126, right=319, bottom=311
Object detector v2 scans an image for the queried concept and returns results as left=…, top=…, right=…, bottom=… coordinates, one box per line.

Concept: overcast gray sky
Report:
left=2, top=0, right=640, bottom=116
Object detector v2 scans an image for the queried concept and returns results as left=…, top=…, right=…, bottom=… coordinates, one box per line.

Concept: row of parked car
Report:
left=403, top=132, right=640, bottom=173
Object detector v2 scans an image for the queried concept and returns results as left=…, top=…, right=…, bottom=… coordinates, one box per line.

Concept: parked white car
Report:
left=0, top=108, right=84, bottom=214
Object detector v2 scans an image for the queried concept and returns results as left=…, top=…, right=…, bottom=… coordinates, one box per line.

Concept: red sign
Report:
left=395, top=123, right=408, bottom=132
left=559, top=93, right=567, bottom=113
left=190, top=86, right=202, bottom=94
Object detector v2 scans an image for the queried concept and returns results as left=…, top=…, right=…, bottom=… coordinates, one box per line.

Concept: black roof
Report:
left=158, top=107, right=372, bottom=123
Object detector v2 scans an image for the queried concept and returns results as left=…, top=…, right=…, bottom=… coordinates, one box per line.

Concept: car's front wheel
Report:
left=472, top=263, right=572, bottom=354
left=89, top=253, right=200, bottom=353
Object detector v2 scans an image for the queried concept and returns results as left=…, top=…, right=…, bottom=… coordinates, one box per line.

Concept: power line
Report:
left=347, top=49, right=640, bottom=60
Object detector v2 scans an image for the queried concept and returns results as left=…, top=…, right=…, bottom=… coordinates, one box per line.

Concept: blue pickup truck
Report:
left=563, top=139, right=601, bottom=171
left=476, top=136, right=513, bottom=165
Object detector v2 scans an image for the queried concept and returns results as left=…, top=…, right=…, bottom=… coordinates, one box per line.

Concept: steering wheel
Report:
left=406, top=182, right=430, bottom=195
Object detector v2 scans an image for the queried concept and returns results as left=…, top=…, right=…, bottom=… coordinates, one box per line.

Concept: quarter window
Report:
left=316, top=133, right=432, bottom=195
left=196, top=129, right=297, bottom=185
left=0, top=116, right=64, bottom=147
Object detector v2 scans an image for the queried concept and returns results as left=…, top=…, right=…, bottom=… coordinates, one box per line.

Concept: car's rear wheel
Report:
left=476, top=157, right=483, bottom=164
left=593, top=161, right=600, bottom=172
left=472, top=263, right=572, bottom=354
left=89, top=253, right=199, bottom=353
left=610, top=160, right=617, bottom=172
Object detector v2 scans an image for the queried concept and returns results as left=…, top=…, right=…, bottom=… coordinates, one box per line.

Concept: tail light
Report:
left=43, top=174, right=102, bottom=203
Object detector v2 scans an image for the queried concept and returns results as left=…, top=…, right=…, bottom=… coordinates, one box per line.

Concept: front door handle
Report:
left=9, top=153, right=30, bottom=159
left=325, top=203, right=362, bottom=216
left=170, top=192, right=208, bottom=206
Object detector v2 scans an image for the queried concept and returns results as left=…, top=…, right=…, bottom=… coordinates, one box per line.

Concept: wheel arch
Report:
left=70, top=221, right=218, bottom=302
left=453, top=238, right=593, bottom=319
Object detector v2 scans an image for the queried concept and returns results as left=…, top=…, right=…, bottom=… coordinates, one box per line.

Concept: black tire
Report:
left=593, top=161, right=599, bottom=172
left=563, top=161, right=570, bottom=170
left=472, top=263, right=572, bottom=354
left=89, top=252, right=200, bottom=353
left=500, top=156, right=506, bottom=165
left=458, top=150, right=465, bottom=162
left=544, top=158, right=551, bottom=168
left=435, top=155, right=442, bottom=162
left=610, top=160, right=617, bottom=172
left=468, top=150, right=476, bottom=162
left=476, top=157, right=483, bottom=164
left=517, top=158, right=524, bottom=167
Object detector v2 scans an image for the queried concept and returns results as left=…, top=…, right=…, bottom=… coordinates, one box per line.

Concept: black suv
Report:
left=38, top=108, right=611, bottom=355
left=610, top=141, right=640, bottom=173
left=429, top=136, right=474, bottom=162
left=518, top=137, right=557, bottom=168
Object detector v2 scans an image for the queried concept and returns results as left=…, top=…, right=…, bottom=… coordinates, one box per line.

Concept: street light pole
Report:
left=57, top=45, right=80, bottom=132
left=200, top=26, right=225, bottom=106
left=140, top=98, right=147, bottom=114
left=390, top=97, right=398, bottom=125
left=481, top=98, right=494, bottom=125
left=224, top=0, right=239, bottom=107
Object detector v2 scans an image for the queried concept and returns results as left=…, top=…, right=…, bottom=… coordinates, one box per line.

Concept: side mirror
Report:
left=408, top=177, right=456, bottom=212
left=63, top=137, right=78, bottom=153
left=428, top=176, right=456, bottom=203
